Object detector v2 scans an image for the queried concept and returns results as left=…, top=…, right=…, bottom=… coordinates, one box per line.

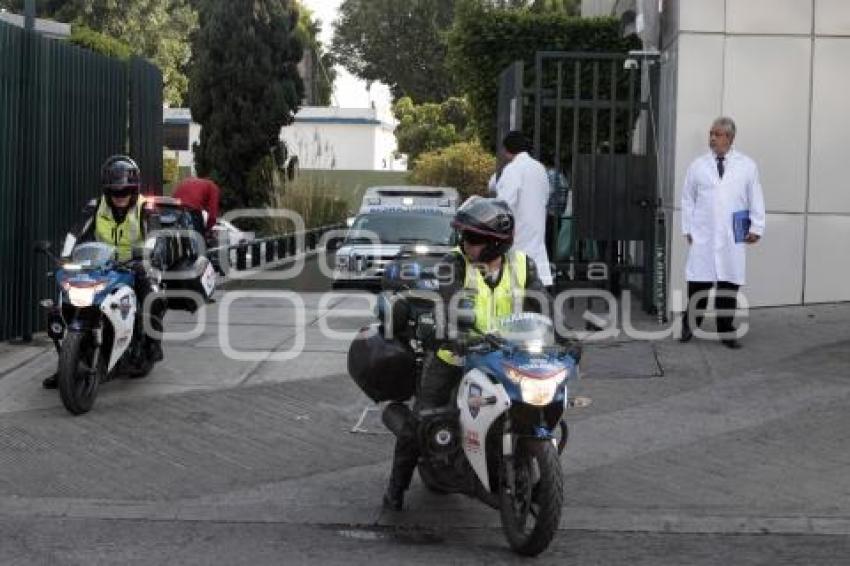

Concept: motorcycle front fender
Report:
left=456, top=368, right=511, bottom=492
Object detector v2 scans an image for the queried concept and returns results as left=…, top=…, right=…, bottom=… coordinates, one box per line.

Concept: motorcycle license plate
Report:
left=201, top=262, right=216, bottom=296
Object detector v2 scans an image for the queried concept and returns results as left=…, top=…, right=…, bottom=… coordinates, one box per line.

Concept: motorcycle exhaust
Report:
left=381, top=402, right=414, bottom=438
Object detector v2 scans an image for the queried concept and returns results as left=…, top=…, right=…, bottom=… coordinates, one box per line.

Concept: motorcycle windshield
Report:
left=493, top=313, right=555, bottom=351
left=68, top=242, right=116, bottom=269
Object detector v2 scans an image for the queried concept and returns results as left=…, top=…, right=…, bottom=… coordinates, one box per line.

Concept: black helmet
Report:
left=101, top=155, right=140, bottom=195
left=451, top=196, right=514, bottom=262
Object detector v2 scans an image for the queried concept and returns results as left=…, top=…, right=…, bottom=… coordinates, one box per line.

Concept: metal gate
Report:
left=0, top=21, right=163, bottom=342
left=497, top=51, right=661, bottom=313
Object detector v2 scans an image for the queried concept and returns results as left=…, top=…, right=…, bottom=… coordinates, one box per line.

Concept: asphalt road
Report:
left=1, top=256, right=849, bottom=565
left=3, top=517, right=849, bottom=566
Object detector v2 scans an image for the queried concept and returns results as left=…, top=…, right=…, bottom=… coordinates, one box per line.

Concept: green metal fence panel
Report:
left=0, top=21, right=162, bottom=341
left=129, top=57, right=163, bottom=196
left=0, top=22, right=24, bottom=341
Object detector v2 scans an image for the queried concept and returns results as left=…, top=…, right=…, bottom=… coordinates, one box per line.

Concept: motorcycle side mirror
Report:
left=34, top=240, right=61, bottom=265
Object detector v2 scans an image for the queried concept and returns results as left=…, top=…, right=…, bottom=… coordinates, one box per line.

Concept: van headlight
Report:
left=335, top=253, right=350, bottom=271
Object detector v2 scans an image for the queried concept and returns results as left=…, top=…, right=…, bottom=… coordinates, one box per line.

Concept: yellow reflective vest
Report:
left=94, top=197, right=145, bottom=262
left=437, top=247, right=527, bottom=366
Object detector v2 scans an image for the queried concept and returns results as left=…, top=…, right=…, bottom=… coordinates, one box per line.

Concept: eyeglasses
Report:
left=106, top=187, right=136, bottom=198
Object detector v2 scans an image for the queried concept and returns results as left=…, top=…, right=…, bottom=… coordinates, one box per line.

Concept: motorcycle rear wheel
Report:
left=499, top=439, right=563, bottom=556
left=57, top=331, right=101, bottom=415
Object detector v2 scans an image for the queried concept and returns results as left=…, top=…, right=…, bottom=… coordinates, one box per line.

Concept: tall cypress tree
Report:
left=189, top=0, right=304, bottom=210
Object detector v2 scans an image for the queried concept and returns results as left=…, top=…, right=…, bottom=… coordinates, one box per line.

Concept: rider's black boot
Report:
left=42, top=373, right=58, bottom=389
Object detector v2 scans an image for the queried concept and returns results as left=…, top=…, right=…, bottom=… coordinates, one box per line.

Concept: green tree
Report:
left=296, top=4, right=336, bottom=106
left=393, top=96, right=474, bottom=163
left=189, top=0, right=304, bottom=210
left=2, top=0, right=197, bottom=106
left=331, top=0, right=456, bottom=103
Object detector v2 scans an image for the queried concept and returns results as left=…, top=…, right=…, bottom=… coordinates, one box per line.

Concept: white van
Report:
left=332, top=186, right=459, bottom=290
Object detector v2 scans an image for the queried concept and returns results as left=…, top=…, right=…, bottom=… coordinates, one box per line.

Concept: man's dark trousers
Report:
left=684, top=280, right=740, bottom=337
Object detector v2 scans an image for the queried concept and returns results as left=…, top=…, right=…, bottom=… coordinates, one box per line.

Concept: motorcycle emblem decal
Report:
left=465, top=430, right=481, bottom=452
left=468, top=383, right=483, bottom=419
left=119, top=296, right=132, bottom=320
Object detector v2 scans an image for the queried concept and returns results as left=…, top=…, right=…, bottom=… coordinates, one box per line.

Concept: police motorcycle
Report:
left=35, top=240, right=164, bottom=415
left=348, top=251, right=580, bottom=556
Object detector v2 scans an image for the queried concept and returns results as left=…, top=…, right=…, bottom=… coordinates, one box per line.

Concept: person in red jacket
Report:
left=173, top=177, right=220, bottom=238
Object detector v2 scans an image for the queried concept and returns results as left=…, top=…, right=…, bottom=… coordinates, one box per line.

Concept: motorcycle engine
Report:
left=418, top=411, right=475, bottom=494
left=420, top=413, right=462, bottom=463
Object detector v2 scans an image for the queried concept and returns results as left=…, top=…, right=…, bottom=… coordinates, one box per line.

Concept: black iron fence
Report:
left=0, top=20, right=163, bottom=341
left=209, top=223, right=345, bottom=275
left=497, top=51, right=661, bottom=313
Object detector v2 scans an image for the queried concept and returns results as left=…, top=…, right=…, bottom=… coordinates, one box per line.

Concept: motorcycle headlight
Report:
left=504, top=365, right=567, bottom=407
left=63, top=283, right=106, bottom=307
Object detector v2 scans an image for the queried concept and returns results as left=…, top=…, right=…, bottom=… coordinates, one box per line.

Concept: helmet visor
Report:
left=105, top=186, right=136, bottom=198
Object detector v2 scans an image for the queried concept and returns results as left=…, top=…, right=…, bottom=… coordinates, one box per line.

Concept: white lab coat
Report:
left=496, top=152, right=553, bottom=286
left=681, top=149, right=766, bottom=285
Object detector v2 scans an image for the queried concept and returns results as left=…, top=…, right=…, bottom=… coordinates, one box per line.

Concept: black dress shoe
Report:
left=42, top=373, right=58, bottom=389
left=382, top=485, right=404, bottom=511
left=722, top=339, right=742, bottom=349
left=679, top=325, right=693, bottom=343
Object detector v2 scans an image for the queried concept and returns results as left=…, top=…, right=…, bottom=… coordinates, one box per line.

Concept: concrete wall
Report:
left=662, top=0, right=850, bottom=308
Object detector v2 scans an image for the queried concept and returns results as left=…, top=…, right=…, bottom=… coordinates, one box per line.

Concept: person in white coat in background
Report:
left=680, top=116, right=766, bottom=349
left=495, top=131, right=554, bottom=287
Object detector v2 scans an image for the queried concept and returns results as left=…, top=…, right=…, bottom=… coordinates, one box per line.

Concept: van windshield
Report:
left=347, top=213, right=454, bottom=245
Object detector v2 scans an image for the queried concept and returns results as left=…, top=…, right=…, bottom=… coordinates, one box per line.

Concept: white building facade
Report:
left=163, top=108, right=200, bottom=174
left=657, top=0, right=850, bottom=308
left=279, top=107, right=405, bottom=171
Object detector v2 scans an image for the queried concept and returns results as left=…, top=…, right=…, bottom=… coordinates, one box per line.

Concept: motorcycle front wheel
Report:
left=57, top=331, right=101, bottom=415
left=499, top=439, right=564, bottom=556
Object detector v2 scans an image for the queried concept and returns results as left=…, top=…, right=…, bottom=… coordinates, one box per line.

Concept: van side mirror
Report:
left=327, top=237, right=345, bottom=251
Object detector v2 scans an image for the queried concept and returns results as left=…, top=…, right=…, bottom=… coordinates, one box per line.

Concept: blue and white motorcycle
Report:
left=39, top=241, right=159, bottom=415
left=384, top=311, right=580, bottom=557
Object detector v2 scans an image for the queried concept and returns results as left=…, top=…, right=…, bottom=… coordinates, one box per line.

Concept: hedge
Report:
left=69, top=25, right=133, bottom=60
left=410, top=141, right=496, bottom=201
left=447, top=3, right=639, bottom=149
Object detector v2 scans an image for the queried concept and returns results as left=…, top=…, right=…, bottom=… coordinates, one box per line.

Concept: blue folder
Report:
left=733, top=210, right=751, bottom=243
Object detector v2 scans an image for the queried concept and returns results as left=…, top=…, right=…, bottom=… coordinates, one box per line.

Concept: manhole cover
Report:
left=581, top=341, right=662, bottom=379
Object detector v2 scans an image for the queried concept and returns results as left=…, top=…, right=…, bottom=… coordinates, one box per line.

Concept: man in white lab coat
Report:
left=495, top=131, right=553, bottom=287
left=681, top=117, right=765, bottom=349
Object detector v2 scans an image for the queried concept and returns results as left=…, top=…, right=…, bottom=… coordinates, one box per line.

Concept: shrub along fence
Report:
left=0, top=20, right=163, bottom=341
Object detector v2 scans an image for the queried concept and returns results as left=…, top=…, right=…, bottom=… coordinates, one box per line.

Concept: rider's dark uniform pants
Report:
left=388, top=352, right=463, bottom=491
